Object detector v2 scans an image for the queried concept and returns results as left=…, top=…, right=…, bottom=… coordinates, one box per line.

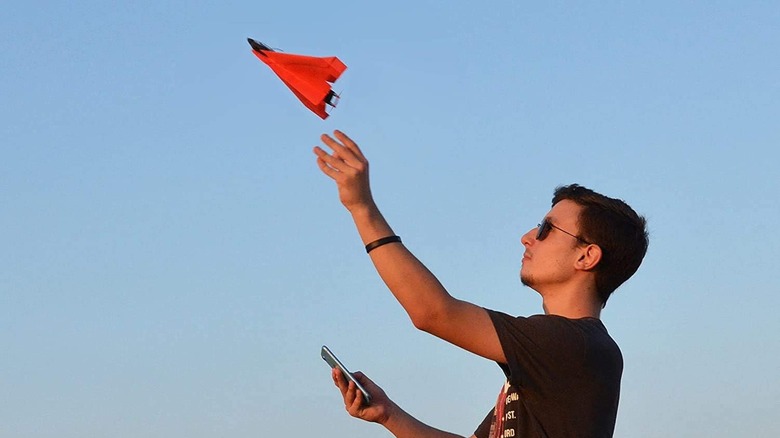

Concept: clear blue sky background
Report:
left=2, top=1, right=779, bottom=437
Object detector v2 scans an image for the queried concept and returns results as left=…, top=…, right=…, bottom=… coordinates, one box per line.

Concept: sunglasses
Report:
left=536, top=218, right=592, bottom=245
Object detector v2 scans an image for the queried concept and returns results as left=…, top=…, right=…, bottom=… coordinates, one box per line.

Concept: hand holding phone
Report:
left=321, top=345, right=372, bottom=405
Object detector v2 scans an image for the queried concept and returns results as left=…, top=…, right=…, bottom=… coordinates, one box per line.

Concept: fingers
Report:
left=332, top=369, right=365, bottom=413
left=332, top=368, right=348, bottom=393
left=332, top=130, right=365, bottom=157
left=312, top=130, right=368, bottom=176
left=313, top=143, right=367, bottom=182
left=319, top=131, right=367, bottom=168
left=314, top=148, right=342, bottom=179
left=313, top=130, right=373, bottom=210
left=347, top=385, right=364, bottom=414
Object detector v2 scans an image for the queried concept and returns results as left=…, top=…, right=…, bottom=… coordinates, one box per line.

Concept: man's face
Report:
left=520, top=199, right=586, bottom=291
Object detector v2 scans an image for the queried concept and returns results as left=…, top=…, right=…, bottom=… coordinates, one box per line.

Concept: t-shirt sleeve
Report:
left=486, top=309, right=585, bottom=391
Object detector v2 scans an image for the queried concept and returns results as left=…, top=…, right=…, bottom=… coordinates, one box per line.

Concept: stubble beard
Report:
left=520, top=271, right=534, bottom=288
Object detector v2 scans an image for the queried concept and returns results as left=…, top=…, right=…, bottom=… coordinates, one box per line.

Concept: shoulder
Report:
left=487, top=310, right=594, bottom=333
left=486, top=310, right=620, bottom=355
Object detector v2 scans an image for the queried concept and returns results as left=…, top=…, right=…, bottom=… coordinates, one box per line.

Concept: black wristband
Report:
left=365, top=235, right=402, bottom=254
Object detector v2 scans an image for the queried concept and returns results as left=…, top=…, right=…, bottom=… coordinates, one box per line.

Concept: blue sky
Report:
left=2, top=1, right=779, bottom=437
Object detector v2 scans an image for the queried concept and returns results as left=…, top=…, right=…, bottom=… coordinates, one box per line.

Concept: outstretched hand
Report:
left=313, top=130, right=374, bottom=212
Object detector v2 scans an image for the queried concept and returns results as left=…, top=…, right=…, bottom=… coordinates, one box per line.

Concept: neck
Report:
left=538, top=284, right=602, bottom=319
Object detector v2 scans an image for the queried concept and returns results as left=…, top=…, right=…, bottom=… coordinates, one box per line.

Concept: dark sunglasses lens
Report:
left=536, top=220, right=550, bottom=240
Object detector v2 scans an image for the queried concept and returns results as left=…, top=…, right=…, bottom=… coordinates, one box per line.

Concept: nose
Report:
left=521, top=227, right=537, bottom=247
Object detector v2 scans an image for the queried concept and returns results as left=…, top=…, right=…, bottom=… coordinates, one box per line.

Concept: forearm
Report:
left=350, top=204, right=454, bottom=330
left=381, top=401, right=466, bottom=438
left=315, top=130, right=458, bottom=331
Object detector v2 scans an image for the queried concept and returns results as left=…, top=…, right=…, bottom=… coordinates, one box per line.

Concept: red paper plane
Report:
left=248, top=38, right=347, bottom=119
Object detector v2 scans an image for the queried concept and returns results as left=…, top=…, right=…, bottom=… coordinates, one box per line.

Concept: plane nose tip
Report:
left=247, top=38, right=271, bottom=52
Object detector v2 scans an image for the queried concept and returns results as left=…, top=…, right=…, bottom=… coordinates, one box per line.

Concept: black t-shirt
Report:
left=473, top=310, right=623, bottom=438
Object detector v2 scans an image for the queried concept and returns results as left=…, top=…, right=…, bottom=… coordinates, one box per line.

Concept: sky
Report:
left=2, top=1, right=779, bottom=437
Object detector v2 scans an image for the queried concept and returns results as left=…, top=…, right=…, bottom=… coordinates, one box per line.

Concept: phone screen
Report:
left=321, top=345, right=372, bottom=404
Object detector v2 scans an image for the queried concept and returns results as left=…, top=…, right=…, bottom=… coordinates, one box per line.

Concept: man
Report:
left=313, top=131, right=649, bottom=438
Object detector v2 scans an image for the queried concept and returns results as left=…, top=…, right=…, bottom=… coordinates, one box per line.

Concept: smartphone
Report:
left=321, top=345, right=372, bottom=405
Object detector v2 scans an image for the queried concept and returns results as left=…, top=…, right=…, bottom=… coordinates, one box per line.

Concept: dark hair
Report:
left=552, top=184, right=649, bottom=307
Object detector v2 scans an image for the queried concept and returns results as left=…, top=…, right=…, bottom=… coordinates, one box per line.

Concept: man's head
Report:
left=521, top=184, right=649, bottom=307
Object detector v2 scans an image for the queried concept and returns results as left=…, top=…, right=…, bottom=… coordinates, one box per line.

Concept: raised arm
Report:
left=313, top=131, right=504, bottom=363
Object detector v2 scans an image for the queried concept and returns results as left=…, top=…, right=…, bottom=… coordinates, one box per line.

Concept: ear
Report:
left=576, top=244, right=602, bottom=271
